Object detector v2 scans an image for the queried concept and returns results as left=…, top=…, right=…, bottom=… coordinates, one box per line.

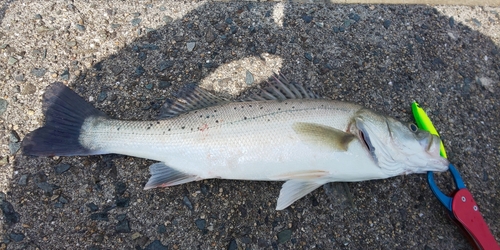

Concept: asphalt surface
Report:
left=0, top=1, right=499, bottom=249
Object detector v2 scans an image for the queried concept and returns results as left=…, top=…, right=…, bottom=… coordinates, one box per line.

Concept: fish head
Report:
left=352, top=108, right=449, bottom=176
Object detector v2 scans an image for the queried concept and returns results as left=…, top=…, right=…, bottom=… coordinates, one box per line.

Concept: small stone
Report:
left=60, top=69, right=70, bottom=80
left=116, top=219, right=131, bottom=233
left=54, top=164, right=71, bottom=174
left=158, top=61, right=174, bottom=71
left=54, top=202, right=63, bottom=208
left=245, top=70, right=254, bottom=85
left=157, top=224, right=167, bottom=234
left=383, top=20, right=391, bottom=29
left=90, top=212, right=108, bottom=221
left=36, top=182, right=59, bottom=195
left=304, top=52, right=313, bottom=61
left=116, top=197, right=130, bottom=207
left=66, top=41, right=77, bottom=47
left=277, top=229, right=292, bottom=243
left=186, top=42, right=196, bottom=52
left=31, top=68, right=46, bottom=77
left=7, top=57, right=17, bottom=65
left=115, top=182, right=127, bottom=196
left=1, top=200, right=20, bottom=226
left=110, top=65, right=123, bottom=75
left=58, top=196, right=68, bottom=204
left=93, top=62, right=103, bottom=71
left=195, top=219, right=206, bottom=230
left=131, top=18, right=142, bottom=26
left=228, top=239, right=237, bottom=250
left=142, top=44, right=159, bottom=50
left=73, top=23, right=85, bottom=31
left=14, top=74, right=24, bottom=82
left=449, top=17, right=455, bottom=28
left=131, top=232, right=142, bottom=240
left=9, top=131, right=21, bottom=154
left=86, top=203, right=99, bottom=212
left=97, top=91, right=108, bottom=102
left=163, top=16, right=173, bottom=24
left=415, top=35, right=424, bottom=44
left=471, top=18, right=481, bottom=27
left=302, top=15, right=313, bottom=23
left=158, top=81, right=171, bottom=89
left=205, top=31, right=216, bottom=43
left=225, top=17, right=233, bottom=24
left=348, top=13, right=360, bottom=22
left=136, top=236, right=149, bottom=247
left=145, top=240, right=167, bottom=250
left=9, top=233, right=24, bottom=242
left=0, top=99, right=7, bottom=116
left=18, top=175, right=28, bottom=186
left=34, top=14, right=42, bottom=19
left=135, top=66, right=145, bottom=76
left=183, top=196, right=193, bottom=210
left=138, top=51, right=147, bottom=61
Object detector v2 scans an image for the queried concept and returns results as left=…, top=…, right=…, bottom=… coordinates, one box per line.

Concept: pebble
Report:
left=116, top=197, right=130, bottom=207
left=9, top=233, right=24, bottom=242
left=228, top=239, right=237, bottom=250
left=186, top=42, right=196, bottom=52
left=131, top=18, right=142, bottom=26
left=449, top=17, right=455, bottom=28
left=9, top=131, right=21, bottom=155
left=116, top=219, right=131, bottom=233
left=58, top=196, right=68, bottom=204
left=144, top=240, right=168, bottom=250
left=86, top=203, right=99, bottom=212
left=304, top=52, right=313, bottom=61
left=60, top=69, right=70, bottom=80
left=76, top=24, right=85, bottom=31
left=183, top=196, right=193, bottom=210
left=348, top=13, right=360, bottom=22
left=34, top=14, right=42, bottom=19
left=145, top=82, right=153, bottom=90
left=383, top=20, right=392, bottom=29
left=131, top=232, right=142, bottom=240
left=7, top=57, right=17, bottom=65
left=97, top=91, right=108, bottom=102
left=157, top=224, right=166, bottom=234
left=158, top=81, right=171, bottom=89
left=158, top=61, right=174, bottom=71
left=302, top=15, right=313, bottom=23
left=31, top=68, right=46, bottom=77
left=36, top=182, right=60, bottom=196
left=277, top=229, right=292, bottom=243
left=54, top=164, right=71, bottom=175
left=18, top=175, right=28, bottom=186
left=1, top=199, right=20, bottom=226
left=14, top=74, right=24, bottom=82
left=142, top=44, right=159, bottom=50
left=471, top=18, right=481, bottom=27
left=205, top=30, right=216, bottom=43
left=195, top=219, right=206, bottom=230
left=115, top=182, right=127, bottom=196
left=90, top=212, right=109, bottom=221
left=163, top=16, right=173, bottom=24
left=66, top=41, right=77, bottom=47
left=138, top=51, right=147, bottom=61
left=245, top=70, right=254, bottom=85
left=110, top=65, right=123, bottom=75
left=0, top=99, right=7, bottom=116
left=135, top=66, right=145, bottom=76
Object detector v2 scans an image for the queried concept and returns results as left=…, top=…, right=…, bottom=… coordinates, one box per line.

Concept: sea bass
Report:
left=22, top=75, right=449, bottom=209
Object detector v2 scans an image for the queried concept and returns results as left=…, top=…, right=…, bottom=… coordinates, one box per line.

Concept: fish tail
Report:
left=22, top=82, right=107, bottom=156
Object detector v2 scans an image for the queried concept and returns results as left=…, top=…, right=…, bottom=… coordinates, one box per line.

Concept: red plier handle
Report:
left=428, top=165, right=500, bottom=250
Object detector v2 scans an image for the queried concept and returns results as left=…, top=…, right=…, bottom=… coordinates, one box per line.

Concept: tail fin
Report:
left=22, top=82, right=107, bottom=156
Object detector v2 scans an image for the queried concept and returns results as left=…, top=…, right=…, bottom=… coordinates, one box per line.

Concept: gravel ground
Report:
left=0, top=1, right=499, bottom=249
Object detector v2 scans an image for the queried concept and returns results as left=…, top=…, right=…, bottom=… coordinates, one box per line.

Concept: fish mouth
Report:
left=355, top=119, right=377, bottom=162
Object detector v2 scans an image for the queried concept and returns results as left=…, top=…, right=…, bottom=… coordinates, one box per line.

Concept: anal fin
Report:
left=276, top=179, right=328, bottom=210
left=144, top=163, right=199, bottom=189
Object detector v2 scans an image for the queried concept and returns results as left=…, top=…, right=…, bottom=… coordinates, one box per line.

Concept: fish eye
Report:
left=409, top=123, right=418, bottom=132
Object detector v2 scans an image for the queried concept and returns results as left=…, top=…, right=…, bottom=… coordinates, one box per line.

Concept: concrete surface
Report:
left=0, top=1, right=499, bottom=249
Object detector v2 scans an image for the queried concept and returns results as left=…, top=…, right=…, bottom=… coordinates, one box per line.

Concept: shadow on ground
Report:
left=3, top=2, right=499, bottom=249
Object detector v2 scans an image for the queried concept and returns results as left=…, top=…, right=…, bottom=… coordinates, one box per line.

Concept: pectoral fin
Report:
left=144, top=163, right=199, bottom=189
left=293, top=122, right=355, bottom=151
left=276, top=179, right=328, bottom=210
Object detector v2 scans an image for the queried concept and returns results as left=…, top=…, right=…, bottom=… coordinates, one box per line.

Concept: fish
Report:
left=22, top=74, right=449, bottom=210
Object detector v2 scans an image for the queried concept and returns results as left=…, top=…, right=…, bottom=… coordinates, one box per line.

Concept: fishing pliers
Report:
left=412, top=102, right=499, bottom=250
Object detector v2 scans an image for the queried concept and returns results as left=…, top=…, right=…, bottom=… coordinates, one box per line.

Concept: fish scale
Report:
left=22, top=75, right=448, bottom=210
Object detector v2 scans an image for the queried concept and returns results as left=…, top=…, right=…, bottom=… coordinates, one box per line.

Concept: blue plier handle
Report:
left=427, top=163, right=465, bottom=212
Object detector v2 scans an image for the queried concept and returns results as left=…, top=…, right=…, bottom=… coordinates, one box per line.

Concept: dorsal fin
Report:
left=159, top=83, right=229, bottom=118
left=243, top=74, right=320, bottom=101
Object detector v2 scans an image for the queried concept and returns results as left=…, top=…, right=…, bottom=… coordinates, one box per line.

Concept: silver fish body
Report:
left=22, top=75, right=449, bottom=209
